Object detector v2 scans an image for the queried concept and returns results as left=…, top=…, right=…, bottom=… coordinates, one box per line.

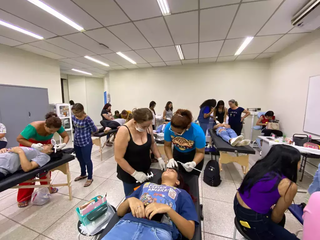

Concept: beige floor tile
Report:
left=203, top=198, right=235, bottom=238
left=92, top=162, right=117, bottom=179
left=43, top=200, right=92, bottom=240
left=204, top=233, right=232, bottom=239
left=2, top=194, right=80, bottom=233
left=34, top=235, right=53, bottom=240
left=284, top=211, right=303, bottom=236
left=202, top=179, right=237, bottom=203
left=83, top=179, right=125, bottom=208
left=0, top=190, right=17, bottom=212
left=0, top=214, right=39, bottom=240
left=109, top=172, right=120, bottom=182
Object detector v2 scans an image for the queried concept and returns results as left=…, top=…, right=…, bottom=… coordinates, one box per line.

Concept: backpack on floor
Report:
left=203, top=160, right=221, bottom=187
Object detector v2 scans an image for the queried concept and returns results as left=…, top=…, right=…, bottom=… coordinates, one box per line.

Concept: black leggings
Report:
left=173, top=148, right=203, bottom=176
left=0, top=172, right=6, bottom=180
left=101, top=120, right=120, bottom=129
left=0, top=141, right=7, bottom=149
left=230, top=124, right=243, bottom=136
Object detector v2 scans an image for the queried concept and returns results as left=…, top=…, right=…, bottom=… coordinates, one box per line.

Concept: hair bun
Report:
left=45, top=112, right=58, bottom=120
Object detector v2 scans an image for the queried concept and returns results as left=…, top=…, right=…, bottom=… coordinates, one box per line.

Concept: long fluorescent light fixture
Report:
left=28, top=0, right=84, bottom=32
left=72, top=69, right=92, bottom=75
left=0, top=20, right=44, bottom=39
left=235, top=37, right=254, bottom=56
left=157, top=0, right=171, bottom=16
left=85, top=56, right=109, bottom=67
left=175, top=45, right=184, bottom=60
left=116, top=52, right=137, bottom=64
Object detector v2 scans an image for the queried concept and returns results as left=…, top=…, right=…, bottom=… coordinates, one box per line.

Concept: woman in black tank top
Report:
left=114, top=108, right=165, bottom=196
left=214, top=100, right=227, bottom=124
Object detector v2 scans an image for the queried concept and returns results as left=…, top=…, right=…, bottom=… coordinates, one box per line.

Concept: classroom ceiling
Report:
left=0, top=0, right=317, bottom=77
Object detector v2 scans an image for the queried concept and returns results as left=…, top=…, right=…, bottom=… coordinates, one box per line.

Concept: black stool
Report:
left=233, top=217, right=252, bottom=240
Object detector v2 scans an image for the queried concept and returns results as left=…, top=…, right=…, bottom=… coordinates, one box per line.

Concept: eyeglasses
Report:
left=169, top=126, right=186, bottom=136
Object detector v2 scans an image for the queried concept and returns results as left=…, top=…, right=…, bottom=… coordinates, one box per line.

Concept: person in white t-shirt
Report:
left=0, top=123, right=7, bottom=149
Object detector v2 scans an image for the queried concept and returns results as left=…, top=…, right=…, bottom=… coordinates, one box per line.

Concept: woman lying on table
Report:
left=0, top=145, right=53, bottom=180
left=213, top=122, right=250, bottom=146
left=102, top=167, right=198, bottom=240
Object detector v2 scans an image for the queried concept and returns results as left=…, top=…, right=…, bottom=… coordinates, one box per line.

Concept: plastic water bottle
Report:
left=283, top=134, right=286, bottom=142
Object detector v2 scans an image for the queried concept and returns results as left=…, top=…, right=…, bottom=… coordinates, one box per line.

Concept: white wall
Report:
left=0, top=44, right=61, bottom=103
left=109, top=60, right=270, bottom=138
left=68, top=75, right=104, bottom=124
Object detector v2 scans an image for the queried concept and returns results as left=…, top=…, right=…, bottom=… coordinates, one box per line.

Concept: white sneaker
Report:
left=237, top=139, right=251, bottom=146
left=230, top=135, right=244, bottom=146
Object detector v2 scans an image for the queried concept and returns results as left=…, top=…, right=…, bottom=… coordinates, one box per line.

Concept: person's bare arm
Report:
left=241, top=109, right=251, bottom=122
left=163, top=110, right=166, bottom=120
left=118, top=197, right=145, bottom=218
left=9, top=147, right=39, bottom=172
left=224, top=108, right=227, bottom=123
left=271, top=179, right=297, bottom=223
left=114, top=126, right=135, bottom=175
left=0, top=133, right=5, bottom=138
left=256, top=116, right=266, bottom=126
left=16, top=134, right=33, bottom=147
left=164, top=140, right=173, bottom=162
left=149, top=126, right=161, bottom=159
left=193, top=148, right=205, bottom=165
left=117, top=198, right=131, bottom=217
left=213, top=109, right=217, bottom=119
left=59, top=131, right=70, bottom=144
left=213, top=124, right=223, bottom=130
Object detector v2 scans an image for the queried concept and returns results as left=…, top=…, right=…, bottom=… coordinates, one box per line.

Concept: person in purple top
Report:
left=197, top=99, right=216, bottom=134
left=234, top=145, right=301, bottom=240
left=72, top=103, right=98, bottom=187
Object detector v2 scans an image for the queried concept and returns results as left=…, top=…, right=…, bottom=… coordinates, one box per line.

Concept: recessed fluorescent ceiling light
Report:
left=28, top=0, right=84, bottom=32
left=116, top=52, right=137, bottom=64
left=175, top=45, right=184, bottom=60
left=157, top=0, right=171, bottom=16
left=235, top=37, right=254, bottom=56
left=72, top=69, right=92, bottom=75
left=85, top=56, right=109, bottom=67
left=0, top=20, right=44, bottom=39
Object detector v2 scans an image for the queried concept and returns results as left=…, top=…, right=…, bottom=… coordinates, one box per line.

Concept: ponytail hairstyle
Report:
left=45, top=112, right=62, bottom=129
left=171, top=109, right=193, bottom=130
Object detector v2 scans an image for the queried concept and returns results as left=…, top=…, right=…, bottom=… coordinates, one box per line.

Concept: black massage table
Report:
left=209, top=129, right=255, bottom=174
left=98, top=168, right=202, bottom=240
left=0, top=153, right=75, bottom=199
left=92, top=129, right=118, bottom=161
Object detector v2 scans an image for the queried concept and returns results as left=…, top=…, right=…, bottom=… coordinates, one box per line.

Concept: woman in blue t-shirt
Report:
left=102, top=168, right=198, bottom=240
left=164, top=109, right=206, bottom=176
left=197, top=99, right=216, bottom=134
left=228, top=99, right=250, bottom=135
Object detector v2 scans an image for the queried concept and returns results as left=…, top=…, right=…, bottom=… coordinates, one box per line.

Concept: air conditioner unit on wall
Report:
left=292, top=0, right=320, bottom=31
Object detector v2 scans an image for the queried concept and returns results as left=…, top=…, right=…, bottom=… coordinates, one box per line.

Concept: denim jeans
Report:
left=234, top=196, right=298, bottom=240
left=308, top=163, right=320, bottom=195
left=123, top=181, right=140, bottom=197
left=217, top=128, right=237, bottom=143
left=101, top=220, right=173, bottom=240
left=199, top=122, right=208, bottom=135
left=74, top=143, right=93, bottom=179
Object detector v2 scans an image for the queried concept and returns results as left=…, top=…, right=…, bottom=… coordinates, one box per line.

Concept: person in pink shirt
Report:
left=303, top=191, right=320, bottom=240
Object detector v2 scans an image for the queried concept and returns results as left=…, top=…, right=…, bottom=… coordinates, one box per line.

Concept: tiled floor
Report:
left=0, top=140, right=310, bottom=240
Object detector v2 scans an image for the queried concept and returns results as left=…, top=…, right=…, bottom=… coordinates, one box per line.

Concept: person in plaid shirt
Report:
left=0, top=123, right=7, bottom=149
left=72, top=103, right=98, bottom=187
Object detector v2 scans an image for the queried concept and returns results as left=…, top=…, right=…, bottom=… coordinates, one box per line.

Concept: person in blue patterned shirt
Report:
left=72, top=103, right=98, bottom=187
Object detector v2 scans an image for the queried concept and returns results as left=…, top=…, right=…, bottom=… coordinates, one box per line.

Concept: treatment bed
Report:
left=209, top=129, right=255, bottom=174
left=0, top=153, right=75, bottom=199
left=98, top=168, right=202, bottom=240
left=92, top=129, right=118, bottom=161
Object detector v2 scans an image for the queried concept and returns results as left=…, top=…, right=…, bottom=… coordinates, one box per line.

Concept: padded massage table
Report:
left=98, top=168, right=202, bottom=240
left=92, top=129, right=118, bottom=161
left=0, top=153, right=75, bottom=200
left=209, top=129, right=255, bottom=174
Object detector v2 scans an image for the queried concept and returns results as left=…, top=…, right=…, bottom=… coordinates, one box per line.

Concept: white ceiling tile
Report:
left=236, top=54, right=258, bottom=60
left=155, top=46, right=180, bottom=61
left=101, top=53, right=136, bottom=66
left=0, top=25, right=38, bottom=44
left=0, top=35, right=22, bottom=46
left=150, top=62, right=166, bottom=67
left=181, top=43, right=198, bottom=59
left=258, top=0, right=308, bottom=36
left=228, top=0, right=283, bottom=38
left=91, top=56, right=119, bottom=66
left=200, top=5, right=238, bottom=41
left=199, top=58, right=217, bottom=63
left=182, top=59, right=198, bottom=65
left=120, top=51, right=147, bottom=64
left=64, top=33, right=113, bottom=54
left=135, top=18, right=173, bottom=47
left=61, top=58, right=93, bottom=68
left=166, top=61, right=182, bottom=66
left=242, top=35, right=282, bottom=54
left=71, top=57, right=111, bottom=70
left=166, top=11, right=198, bottom=44
left=199, top=41, right=224, bottom=58
left=108, top=23, right=151, bottom=50
left=217, top=56, right=236, bottom=62
left=30, top=41, right=79, bottom=58
left=137, top=63, right=152, bottom=68
left=135, top=48, right=163, bottom=62
left=47, top=37, right=95, bottom=56
left=89, top=67, right=108, bottom=74
left=219, top=38, right=243, bottom=56
left=167, top=0, right=198, bottom=13
left=256, top=52, right=276, bottom=59
left=265, top=33, right=307, bottom=52
left=110, top=66, right=126, bottom=70
left=85, top=28, right=131, bottom=52
left=17, top=44, right=64, bottom=59
left=201, top=0, right=240, bottom=8
left=123, top=65, right=138, bottom=69
left=72, top=0, right=129, bottom=26
left=115, top=0, right=161, bottom=20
